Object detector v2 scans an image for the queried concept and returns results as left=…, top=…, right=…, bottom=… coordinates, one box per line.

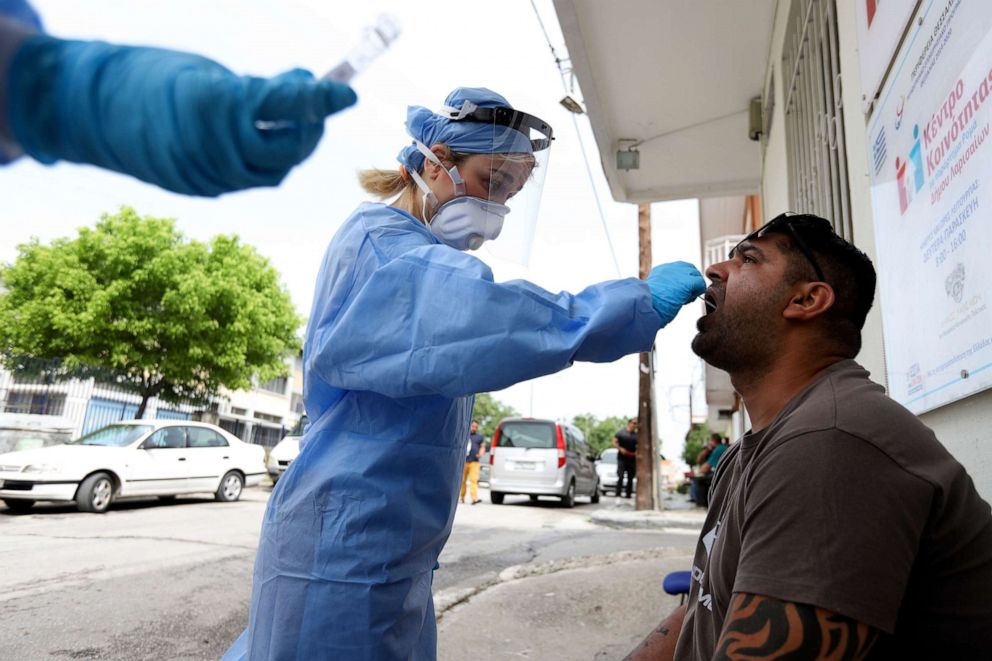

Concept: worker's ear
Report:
left=425, top=144, right=453, bottom=182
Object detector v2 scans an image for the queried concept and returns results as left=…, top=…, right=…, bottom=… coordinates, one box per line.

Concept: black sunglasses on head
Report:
left=732, top=213, right=828, bottom=282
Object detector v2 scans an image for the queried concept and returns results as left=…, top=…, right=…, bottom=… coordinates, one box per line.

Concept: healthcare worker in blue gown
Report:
left=0, top=0, right=356, bottom=196
left=222, top=87, right=706, bottom=660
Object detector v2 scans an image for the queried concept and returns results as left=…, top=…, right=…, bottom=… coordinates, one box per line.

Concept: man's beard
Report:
left=692, top=294, right=782, bottom=375
left=691, top=322, right=740, bottom=372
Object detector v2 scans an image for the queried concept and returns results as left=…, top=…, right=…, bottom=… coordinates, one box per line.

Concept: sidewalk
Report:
left=438, top=550, right=693, bottom=660
left=436, top=490, right=706, bottom=659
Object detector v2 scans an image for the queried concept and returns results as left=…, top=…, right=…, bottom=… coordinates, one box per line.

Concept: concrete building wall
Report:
left=0, top=355, right=301, bottom=447
left=759, top=0, right=793, bottom=221
left=698, top=197, right=747, bottom=244
left=833, top=0, right=888, bottom=394
left=224, top=387, right=291, bottom=421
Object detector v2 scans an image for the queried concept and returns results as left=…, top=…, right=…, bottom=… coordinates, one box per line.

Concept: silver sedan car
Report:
left=595, top=448, right=620, bottom=493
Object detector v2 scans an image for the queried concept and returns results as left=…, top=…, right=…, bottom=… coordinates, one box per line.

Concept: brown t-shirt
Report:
left=675, top=360, right=992, bottom=660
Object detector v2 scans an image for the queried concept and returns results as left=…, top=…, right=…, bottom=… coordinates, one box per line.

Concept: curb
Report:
left=588, top=510, right=705, bottom=531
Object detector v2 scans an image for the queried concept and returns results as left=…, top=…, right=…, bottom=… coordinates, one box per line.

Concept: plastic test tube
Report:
left=323, top=14, right=402, bottom=84
left=255, top=15, right=401, bottom=130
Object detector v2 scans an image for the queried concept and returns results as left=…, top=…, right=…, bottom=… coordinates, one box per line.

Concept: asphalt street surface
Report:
left=0, top=485, right=701, bottom=660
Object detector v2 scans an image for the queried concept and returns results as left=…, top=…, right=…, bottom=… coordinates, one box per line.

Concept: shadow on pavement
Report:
left=489, top=494, right=604, bottom=509
left=1, top=495, right=220, bottom=517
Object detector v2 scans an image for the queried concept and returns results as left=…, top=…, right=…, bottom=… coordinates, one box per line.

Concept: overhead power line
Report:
left=529, top=0, right=622, bottom=278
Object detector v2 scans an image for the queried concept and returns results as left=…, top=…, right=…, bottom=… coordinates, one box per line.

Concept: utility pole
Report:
left=688, top=382, right=693, bottom=426
left=636, top=203, right=654, bottom=510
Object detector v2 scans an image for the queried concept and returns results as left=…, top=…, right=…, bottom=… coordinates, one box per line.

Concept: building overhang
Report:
left=553, top=0, right=776, bottom=203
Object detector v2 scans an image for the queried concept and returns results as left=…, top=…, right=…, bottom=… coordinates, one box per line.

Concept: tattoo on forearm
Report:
left=713, top=594, right=878, bottom=660
left=622, top=619, right=680, bottom=661
left=624, top=625, right=670, bottom=659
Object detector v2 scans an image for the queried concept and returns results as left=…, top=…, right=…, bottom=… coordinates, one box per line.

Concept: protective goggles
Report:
left=442, top=103, right=554, bottom=152
left=731, top=212, right=829, bottom=282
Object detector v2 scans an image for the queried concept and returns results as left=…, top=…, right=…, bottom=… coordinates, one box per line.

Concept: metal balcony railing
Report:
left=704, top=235, right=746, bottom=270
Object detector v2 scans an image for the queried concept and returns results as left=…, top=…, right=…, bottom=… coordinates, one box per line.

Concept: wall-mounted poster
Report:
left=866, top=0, right=992, bottom=415
left=856, top=0, right=919, bottom=114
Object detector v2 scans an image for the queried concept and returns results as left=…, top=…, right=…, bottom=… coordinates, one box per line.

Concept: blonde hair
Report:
left=358, top=167, right=425, bottom=219
left=358, top=168, right=410, bottom=199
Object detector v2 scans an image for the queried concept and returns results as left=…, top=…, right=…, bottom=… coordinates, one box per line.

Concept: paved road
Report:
left=0, top=486, right=701, bottom=660
left=0, top=492, right=264, bottom=661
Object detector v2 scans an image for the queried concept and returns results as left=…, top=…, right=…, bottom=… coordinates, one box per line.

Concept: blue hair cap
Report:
left=397, top=87, right=533, bottom=171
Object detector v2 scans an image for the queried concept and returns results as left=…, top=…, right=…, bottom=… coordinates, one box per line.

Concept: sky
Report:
left=2, top=0, right=708, bottom=463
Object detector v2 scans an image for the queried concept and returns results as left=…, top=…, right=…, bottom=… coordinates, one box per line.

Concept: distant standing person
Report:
left=612, top=418, right=638, bottom=498
left=460, top=420, right=486, bottom=505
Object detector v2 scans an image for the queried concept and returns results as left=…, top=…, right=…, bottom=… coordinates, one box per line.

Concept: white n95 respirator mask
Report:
left=407, top=140, right=509, bottom=251
left=428, top=196, right=508, bottom=251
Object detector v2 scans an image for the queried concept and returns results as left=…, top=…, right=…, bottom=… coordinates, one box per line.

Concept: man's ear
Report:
left=783, top=281, right=835, bottom=321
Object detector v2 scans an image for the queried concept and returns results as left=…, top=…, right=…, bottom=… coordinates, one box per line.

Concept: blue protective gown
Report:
left=0, top=0, right=41, bottom=163
left=224, top=202, right=662, bottom=660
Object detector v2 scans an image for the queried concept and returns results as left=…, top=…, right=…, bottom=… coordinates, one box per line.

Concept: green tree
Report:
left=0, top=207, right=302, bottom=418
left=471, top=393, right=518, bottom=438
left=572, top=413, right=630, bottom=456
left=682, top=422, right=712, bottom=466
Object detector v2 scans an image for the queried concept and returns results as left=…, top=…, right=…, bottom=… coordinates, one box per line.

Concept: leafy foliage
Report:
left=682, top=422, right=712, bottom=467
left=572, top=413, right=631, bottom=456
left=471, top=393, right=519, bottom=438
left=0, top=207, right=302, bottom=417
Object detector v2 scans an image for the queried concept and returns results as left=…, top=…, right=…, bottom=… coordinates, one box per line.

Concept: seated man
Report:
left=689, top=433, right=726, bottom=506
left=627, top=213, right=992, bottom=660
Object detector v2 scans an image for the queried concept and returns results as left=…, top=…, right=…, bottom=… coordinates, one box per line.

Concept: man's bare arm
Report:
left=713, top=593, right=879, bottom=660
left=623, top=604, right=686, bottom=661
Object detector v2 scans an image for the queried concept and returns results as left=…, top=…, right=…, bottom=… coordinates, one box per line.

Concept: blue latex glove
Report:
left=7, top=35, right=357, bottom=196
left=646, top=261, right=706, bottom=326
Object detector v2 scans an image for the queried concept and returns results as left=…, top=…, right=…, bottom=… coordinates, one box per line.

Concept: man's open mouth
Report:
left=703, top=290, right=718, bottom=314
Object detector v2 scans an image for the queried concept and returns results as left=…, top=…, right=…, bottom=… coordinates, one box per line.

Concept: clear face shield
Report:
left=432, top=103, right=553, bottom=265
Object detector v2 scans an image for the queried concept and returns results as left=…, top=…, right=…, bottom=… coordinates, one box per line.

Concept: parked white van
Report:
left=487, top=417, right=599, bottom=507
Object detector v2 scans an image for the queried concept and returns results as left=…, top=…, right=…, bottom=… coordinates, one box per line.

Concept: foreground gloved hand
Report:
left=7, top=35, right=357, bottom=196
left=646, top=261, right=706, bottom=326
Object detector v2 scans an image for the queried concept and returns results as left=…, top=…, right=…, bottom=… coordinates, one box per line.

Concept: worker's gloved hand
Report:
left=646, top=261, right=706, bottom=326
left=7, top=35, right=357, bottom=196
